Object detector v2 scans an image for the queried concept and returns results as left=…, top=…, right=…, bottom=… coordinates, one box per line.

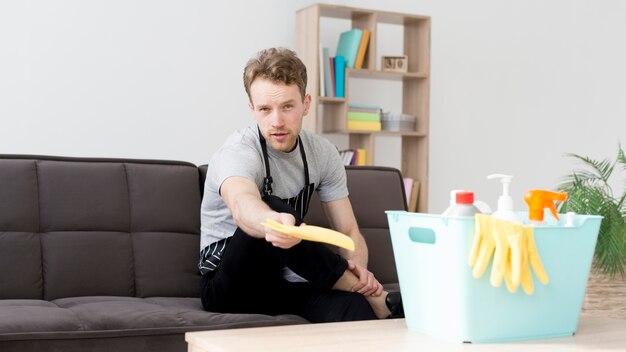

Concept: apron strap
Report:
left=299, top=136, right=310, bottom=186
left=258, top=127, right=310, bottom=196
left=258, top=128, right=274, bottom=196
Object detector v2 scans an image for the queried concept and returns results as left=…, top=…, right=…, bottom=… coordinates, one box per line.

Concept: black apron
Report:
left=258, top=129, right=315, bottom=220
left=198, top=129, right=315, bottom=275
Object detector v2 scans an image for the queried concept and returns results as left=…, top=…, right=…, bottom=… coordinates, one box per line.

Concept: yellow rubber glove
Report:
left=491, top=218, right=524, bottom=289
left=469, top=215, right=549, bottom=295
left=503, top=250, right=516, bottom=293
left=502, top=225, right=549, bottom=295
left=468, top=214, right=496, bottom=279
left=526, top=227, right=549, bottom=286
left=260, top=218, right=355, bottom=251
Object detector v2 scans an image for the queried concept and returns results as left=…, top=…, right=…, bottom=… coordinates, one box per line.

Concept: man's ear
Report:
left=248, top=100, right=254, bottom=112
left=303, top=94, right=311, bottom=116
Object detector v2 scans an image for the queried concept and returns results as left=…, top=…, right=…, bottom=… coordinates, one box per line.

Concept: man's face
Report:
left=248, top=78, right=310, bottom=152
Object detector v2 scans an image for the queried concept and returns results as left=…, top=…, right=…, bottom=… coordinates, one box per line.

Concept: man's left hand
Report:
left=347, top=259, right=383, bottom=297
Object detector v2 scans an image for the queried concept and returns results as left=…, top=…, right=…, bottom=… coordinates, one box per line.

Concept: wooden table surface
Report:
left=186, top=316, right=626, bottom=352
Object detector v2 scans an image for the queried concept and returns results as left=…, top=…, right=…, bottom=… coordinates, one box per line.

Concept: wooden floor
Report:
left=581, top=271, right=626, bottom=319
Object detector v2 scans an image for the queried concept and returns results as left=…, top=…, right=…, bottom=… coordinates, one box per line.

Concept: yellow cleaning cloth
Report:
left=260, top=219, right=355, bottom=251
left=469, top=214, right=549, bottom=295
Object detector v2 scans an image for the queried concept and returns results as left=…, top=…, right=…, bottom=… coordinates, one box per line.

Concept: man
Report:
left=199, top=47, right=402, bottom=322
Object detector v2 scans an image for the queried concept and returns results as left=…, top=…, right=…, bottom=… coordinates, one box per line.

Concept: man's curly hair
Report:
left=243, top=47, right=308, bottom=101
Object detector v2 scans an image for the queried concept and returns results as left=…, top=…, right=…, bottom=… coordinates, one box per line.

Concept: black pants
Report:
left=200, top=196, right=376, bottom=323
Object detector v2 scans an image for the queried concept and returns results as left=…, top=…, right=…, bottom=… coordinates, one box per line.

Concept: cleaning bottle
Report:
left=487, top=174, right=521, bottom=223
left=446, top=191, right=482, bottom=216
left=523, top=190, right=568, bottom=226
left=565, top=212, right=577, bottom=227
left=441, top=189, right=465, bottom=216
left=442, top=189, right=491, bottom=216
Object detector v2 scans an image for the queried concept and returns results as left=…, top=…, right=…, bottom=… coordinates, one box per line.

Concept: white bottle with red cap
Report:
left=445, top=191, right=482, bottom=216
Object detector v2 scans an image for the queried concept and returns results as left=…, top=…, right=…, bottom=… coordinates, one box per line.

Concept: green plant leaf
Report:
left=567, top=153, right=614, bottom=184
left=617, top=142, right=626, bottom=169
left=617, top=143, right=626, bottom=210
left=559, top=143, right=626, bottom=279
left=592, top=200, right=626, bottom=278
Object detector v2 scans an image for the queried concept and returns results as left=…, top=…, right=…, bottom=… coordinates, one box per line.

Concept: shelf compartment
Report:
left=347, top=69, right=427, bottom=80
left=315, top=4, right=429, bottom=25
left=318, top=96, right=347, bottom=104
left=337, top=130, right=427, bottom=137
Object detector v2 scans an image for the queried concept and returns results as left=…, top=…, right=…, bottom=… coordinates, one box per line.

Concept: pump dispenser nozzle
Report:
left=487, top=174, right=513, bottom=212
left=487, top=174, right=519, bottom=222
left=523, top=190, right=568, bottom=223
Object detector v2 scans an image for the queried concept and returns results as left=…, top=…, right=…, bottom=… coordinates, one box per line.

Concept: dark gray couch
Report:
left=0, top=155, right=406, bottom=352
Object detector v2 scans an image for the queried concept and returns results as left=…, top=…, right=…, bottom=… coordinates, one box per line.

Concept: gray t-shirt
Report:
left=200, top=124, right=348, bottom=251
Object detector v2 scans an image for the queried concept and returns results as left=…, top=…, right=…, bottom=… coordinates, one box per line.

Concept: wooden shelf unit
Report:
left=296, top=4, right=430, bottom=212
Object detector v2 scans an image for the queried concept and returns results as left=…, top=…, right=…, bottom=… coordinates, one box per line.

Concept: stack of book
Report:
left=347, top=104, right=381, bottom=131
left=319, top=28, right=370, bottom=98
left=338, top=148, right=367, bottom=166
left=403, top=177, right=421, bottom=212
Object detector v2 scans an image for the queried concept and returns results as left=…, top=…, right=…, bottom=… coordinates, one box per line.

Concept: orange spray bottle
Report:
left=523, top=190, right=568, bottom=226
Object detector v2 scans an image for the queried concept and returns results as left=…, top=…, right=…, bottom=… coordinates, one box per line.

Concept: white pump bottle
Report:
left=487, top=174, right=521, bottom=223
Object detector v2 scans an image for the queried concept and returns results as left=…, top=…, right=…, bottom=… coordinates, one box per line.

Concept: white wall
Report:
left=1, top=0, right=625, bottom=212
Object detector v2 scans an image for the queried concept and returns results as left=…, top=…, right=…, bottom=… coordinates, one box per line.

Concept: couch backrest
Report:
left=1, top=157, right=405, bottom=300
left=305, top=166, right=407, bottom=285
left=0, top=155, right=202, bottom=300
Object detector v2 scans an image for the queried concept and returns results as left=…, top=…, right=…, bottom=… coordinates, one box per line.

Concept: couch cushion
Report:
left=0, top=300, right=83, bottom=335
left=0, top=160, right=39, bottom=232
left=37, top=161, right=131, bottom=233
left=0, top=232, right=43, bottom=299
left=42, top=232, right=135, bottom=300
left=0, top=297, right=307, bottom=342
left=125, top=163, right=202, bottom=297
left=132, top=232, right=201, bottom=298
left=344, top=166, right=407, bottom=229
left=55, top=296, right=307, bottom=333
left=0, top=159, right=43, bottom=299
left=125, top=163, right=201, bottom=234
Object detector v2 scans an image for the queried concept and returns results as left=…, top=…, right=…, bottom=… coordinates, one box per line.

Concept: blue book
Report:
left=349, top=103, right=383, bottom=111
left=336, top=29, right=362, bottom=68
left=334, top=56, right=346, bottom=98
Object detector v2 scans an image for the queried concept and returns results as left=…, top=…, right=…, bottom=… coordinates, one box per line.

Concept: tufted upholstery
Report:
left=0, top=156, right=202, bottom=300
left=0, top=156, right=405, bottom=352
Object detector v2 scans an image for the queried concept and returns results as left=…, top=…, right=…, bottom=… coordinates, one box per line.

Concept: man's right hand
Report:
left=262, top=213, right=302, bottom=249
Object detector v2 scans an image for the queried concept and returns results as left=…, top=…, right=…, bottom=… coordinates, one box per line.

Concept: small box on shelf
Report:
left=381, top=55, right=408, bottom=73
left=381, top=112, right=416, bottom=132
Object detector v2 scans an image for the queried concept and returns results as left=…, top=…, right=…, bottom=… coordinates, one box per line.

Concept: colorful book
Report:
left=347, top=111, right=380, bottom=121
left=355, top=148, right=367, bottom=166
left=349, top=103, right=382, bottom=111
left=403, top=177, right=414, bottom=208
left=322, top=47, right=333, bottom=98
left=319, top=44, right=325, bottom=96
left=348, top=107, right=381, bottom=113
left=334, top=56, right=346, bottom=98
left=354, top=29, right=370, bottom=69
left=329, top=57, right=335, bottom=97
left=339, top=149, right=356, bottom=165
left=408, top=180, right=420, bottom=212
left=347, top=120, right=382, bottom=131
left=336, top=29, right=362, bottom=68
